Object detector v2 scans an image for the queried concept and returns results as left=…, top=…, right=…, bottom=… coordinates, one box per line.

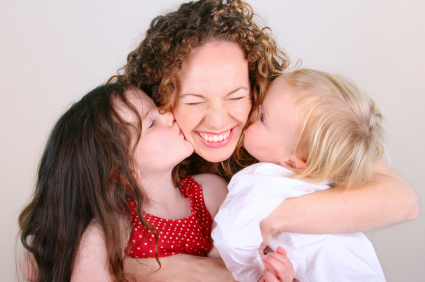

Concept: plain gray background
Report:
left=1, top=1, right=424, bottom=281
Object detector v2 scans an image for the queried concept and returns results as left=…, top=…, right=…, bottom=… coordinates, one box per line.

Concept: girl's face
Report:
left=119, top=88, right=194, bottom=175
left=244, top=76, right=301, bottom=165
left=172, top=41, right=252, bottom=163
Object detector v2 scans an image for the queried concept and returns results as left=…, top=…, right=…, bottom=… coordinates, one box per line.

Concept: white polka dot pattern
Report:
left=127, top=176, right=212, bottom=258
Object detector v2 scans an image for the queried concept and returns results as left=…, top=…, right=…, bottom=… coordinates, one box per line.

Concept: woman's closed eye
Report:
left=185, top=102, right=203, bottom=106
left=228, top=96, right=245, bottom=101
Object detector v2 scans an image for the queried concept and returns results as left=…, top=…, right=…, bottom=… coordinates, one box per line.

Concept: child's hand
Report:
left=260, top=247, right=295, bottom=282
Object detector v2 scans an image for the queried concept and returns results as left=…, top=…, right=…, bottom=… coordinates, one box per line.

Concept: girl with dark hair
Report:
left=19, top=84, right=294, bottom=282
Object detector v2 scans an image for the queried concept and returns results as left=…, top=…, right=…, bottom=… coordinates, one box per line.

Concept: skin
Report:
left=117, top=88, right=195, bottom=219
left=244, top=76, right=306, bottom=170
left=121, top=88, right=194, bottom=178
left=173, top=40, right=252, bottom=163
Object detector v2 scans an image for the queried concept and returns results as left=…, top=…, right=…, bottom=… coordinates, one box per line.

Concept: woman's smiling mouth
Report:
left=197, top=129, right=231, bottom=142
left=195, top=126, right=237, bottom=148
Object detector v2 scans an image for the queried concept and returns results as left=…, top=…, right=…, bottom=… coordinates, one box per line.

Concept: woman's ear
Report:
left=284, top=157, right=306, bottom=169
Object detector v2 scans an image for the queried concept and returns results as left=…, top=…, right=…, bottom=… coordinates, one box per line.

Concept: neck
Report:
left=138, top=169, right=191, bottom=219
left=138, top=169, right=179, bottom=206
left=205, top=162, right=219, bottom=174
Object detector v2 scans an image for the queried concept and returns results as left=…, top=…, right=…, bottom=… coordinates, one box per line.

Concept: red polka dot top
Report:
left=127, top=176, right=212, bottom=258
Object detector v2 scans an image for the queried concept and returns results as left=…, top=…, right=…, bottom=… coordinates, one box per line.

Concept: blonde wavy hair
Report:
left=284, top=69, right=385, bottom=188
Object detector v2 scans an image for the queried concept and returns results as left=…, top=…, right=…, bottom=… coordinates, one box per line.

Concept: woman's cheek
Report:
left=174, top=104, right=205, bottom=128
left=228, top=99, right=252, bottom=125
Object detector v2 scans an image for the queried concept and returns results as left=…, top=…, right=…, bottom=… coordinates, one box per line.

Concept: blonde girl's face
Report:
left=118, top=88, right=194, bottom=176
left=172, top=41, right=252, bottom=163
left=244, top=76, right=301, bottom=165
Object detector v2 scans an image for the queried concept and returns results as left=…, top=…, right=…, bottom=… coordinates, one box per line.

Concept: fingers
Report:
left=276, top=246, right=287, bottom=256
left=258, top=232, right=272, bottom=255
left=259, top=218, right=275, bottom=255
left=263, top=269, right=279, bottom=282
left=262, top=248, right=295, bottom=282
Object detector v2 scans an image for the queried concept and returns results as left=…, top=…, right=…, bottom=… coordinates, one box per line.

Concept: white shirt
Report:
left=212, top=163, right=385, bottom=282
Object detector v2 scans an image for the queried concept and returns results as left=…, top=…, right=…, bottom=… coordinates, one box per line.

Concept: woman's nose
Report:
left=206, top=101, right=227, bottom=129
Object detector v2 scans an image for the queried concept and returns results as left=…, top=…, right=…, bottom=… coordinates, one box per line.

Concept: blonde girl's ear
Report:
left=284, top=157, right=307, bottom=170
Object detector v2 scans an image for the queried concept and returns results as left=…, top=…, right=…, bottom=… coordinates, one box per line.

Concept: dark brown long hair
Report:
left=110, top=0, right=289, bottom=179
left=18, top=84, right=156, bottom=281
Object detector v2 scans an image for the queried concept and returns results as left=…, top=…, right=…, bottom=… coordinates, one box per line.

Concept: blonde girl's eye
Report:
left=148, top=120, right=155, bottom=128
left=185, top=102, right=202, bottom=106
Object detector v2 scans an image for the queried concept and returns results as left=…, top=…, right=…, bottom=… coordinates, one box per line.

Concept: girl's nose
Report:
left=162, top=110, right=175, bottom=127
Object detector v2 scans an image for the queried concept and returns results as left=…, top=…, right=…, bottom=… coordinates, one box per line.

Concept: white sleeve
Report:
left=211, top=172, right=291, bottom=282
left=211, top=164, right=326, bottom=282
left=211, top=180, right=265, bottom=282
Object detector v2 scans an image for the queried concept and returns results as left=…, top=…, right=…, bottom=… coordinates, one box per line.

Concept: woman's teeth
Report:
left=198, top=130, right=231, bottom=142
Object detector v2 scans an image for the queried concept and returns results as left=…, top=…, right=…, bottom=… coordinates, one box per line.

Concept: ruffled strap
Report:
left=178, top=175, right=197, bottom=198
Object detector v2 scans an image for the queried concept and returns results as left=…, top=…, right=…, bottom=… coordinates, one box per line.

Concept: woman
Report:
left=111, top=0, right=419, bottom=280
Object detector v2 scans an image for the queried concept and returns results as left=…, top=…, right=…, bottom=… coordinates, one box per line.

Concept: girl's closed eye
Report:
left=260, top=114, right=265, bottom=124
left=148, top=119, right=155, bottom=128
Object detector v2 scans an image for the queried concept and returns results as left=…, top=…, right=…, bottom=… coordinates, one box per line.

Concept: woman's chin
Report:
left=195, top=147, right=235, bottom=163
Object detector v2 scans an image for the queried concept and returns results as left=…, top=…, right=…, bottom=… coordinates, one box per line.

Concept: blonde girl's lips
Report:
left=195, top=126, right=237, bottom=148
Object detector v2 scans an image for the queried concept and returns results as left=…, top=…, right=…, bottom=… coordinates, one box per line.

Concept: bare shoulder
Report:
left=71, top=222, right=110, bottom=282
left=71, top=218, right=129, bottom=282
left=191, top=173, right=229, bottom=218
left=191, top=173, right=228, bottom=191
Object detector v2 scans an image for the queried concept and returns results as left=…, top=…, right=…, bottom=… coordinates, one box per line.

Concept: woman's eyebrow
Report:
left=178, top=93, right=205, bottom=99
left=179, top=86, right=249, bottom=99
left=226, top=86, right=249, bottom=96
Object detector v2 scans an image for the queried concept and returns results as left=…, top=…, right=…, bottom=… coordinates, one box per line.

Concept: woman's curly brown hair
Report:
left=110, top=0, right=289, bottom=179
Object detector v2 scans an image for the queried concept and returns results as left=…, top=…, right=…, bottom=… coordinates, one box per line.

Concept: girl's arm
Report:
left=71, top=223, right=113, bottom=282
left=124, top=249, right=295, bottom=282
left=259, top=160, right=419, bottom=251
left=124, top=255, right=235, bottom=282
left=23, top=222, right=116, bottom=282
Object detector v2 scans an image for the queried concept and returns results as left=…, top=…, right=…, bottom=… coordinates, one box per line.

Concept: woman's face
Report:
left=172, top=41, right=251, bottom=163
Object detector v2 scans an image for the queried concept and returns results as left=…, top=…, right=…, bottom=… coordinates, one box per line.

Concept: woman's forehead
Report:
left=176, top=41, right=249, bottom=96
